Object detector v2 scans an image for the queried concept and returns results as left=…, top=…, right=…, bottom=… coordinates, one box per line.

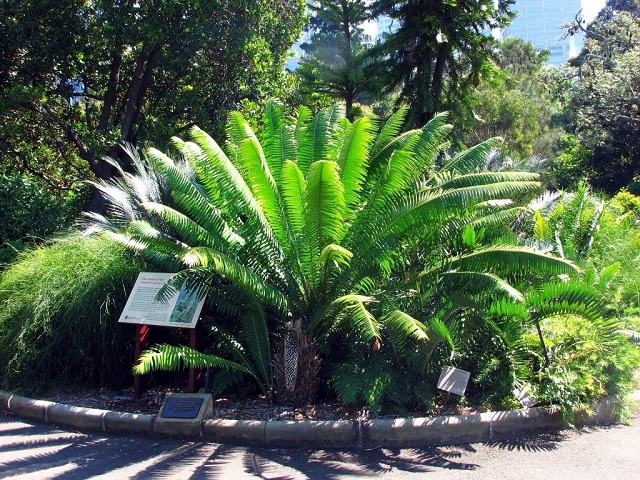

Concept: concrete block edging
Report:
left=0, top=389, right=619, bottom=447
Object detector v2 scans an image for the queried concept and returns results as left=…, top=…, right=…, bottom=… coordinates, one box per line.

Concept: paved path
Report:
left=1, top=406, right=638, bottom=480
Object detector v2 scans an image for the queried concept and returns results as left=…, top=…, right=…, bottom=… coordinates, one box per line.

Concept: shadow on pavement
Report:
left=242, top=445, right=479, bottom=479
left=485, top=431, right=563, bottom=452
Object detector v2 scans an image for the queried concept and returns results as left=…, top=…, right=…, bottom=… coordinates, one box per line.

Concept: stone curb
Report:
left=0, top=389, right=623, bottom=448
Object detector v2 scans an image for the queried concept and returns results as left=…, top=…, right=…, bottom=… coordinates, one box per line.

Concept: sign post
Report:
left=119, top=273, right=207, bottom=398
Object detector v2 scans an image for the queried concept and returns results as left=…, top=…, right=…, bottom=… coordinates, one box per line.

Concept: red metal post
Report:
left=188, top=323, right=204, bottom=393
left=133, top=324, right=150, bottom=398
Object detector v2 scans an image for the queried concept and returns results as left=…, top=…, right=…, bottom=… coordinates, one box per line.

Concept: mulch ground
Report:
left=40, top=385, right=487, bottom=421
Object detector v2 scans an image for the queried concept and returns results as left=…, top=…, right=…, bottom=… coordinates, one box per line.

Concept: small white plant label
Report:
left=437, top=366, right=470, bottom=396
left=514, top=384, right=538, bottom=408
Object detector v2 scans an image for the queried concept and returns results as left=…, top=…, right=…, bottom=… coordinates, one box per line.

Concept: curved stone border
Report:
left=0, top=389, right=621, bottom=448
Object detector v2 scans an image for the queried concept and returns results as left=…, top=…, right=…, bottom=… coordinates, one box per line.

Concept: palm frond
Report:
left=133, top=344, right=249, bottom=375
left=369, top=105, right=408, bottom=158
left=305, top=161, right=346, bottom=277
left=440, top=137, right=503, bottom=176
left=337, top=116, right=375, bottom=214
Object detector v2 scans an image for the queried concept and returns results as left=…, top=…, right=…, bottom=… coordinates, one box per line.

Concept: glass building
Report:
left=499, top=0, right=584, bottom=65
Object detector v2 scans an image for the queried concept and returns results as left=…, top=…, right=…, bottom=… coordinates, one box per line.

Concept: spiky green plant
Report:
left=0, top=233, right=146, bottom=392
left=87, top=101, right=578, bottom=400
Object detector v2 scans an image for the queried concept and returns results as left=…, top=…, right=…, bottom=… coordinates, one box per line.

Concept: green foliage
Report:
left=532, top=315, right=640, bottom=421
left=0, top=174, right=88, bottom=265
left=462, top=38, right=564, bottom=163
left=0, top=234, right=147, bottom=393
left=369, top=0, right=515, bottom=128
left=0, top=0, right=307, bottom=201
left=552, top=135, right=594, bottom=191
left=561, top=7, right=640, bottom=194
left=89, top=100, right=582, bottom=410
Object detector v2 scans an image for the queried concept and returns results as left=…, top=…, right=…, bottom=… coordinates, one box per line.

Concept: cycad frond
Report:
left=237, top=302, right=272, bottom=391
left=262, top=100, right=296, bottom=182
left=337, top=116, right=375, bottom=214
left=237, top=135, right=295, bottom=257
left=449, top=246, right=578, bottom=280
left=381, top=309, right=429, bottom=350
left=369, top=105, right=408, bottom=158
left=297, top=105, right=345, bottom=174
left=439, top=172, right=540, bottom=190
left=440, top=137, right=503, bottom=176
left=178, top=246, right=289, bottom=312
left=438, top=271, right=524, bottom=302
left=412, top=112, right=452, bottom=167
left=133, top=344, right=249, bottom=375
left=306, top=161, right=346, bottom=277
left=313, top=294, right=380, bottom=342
left=527, top=281, right=604, bottom=324
left=139, top=202, right=218, bottom=248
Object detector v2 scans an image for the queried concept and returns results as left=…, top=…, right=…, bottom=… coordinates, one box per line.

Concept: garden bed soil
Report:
left=41, top=386, right=488, bottom=421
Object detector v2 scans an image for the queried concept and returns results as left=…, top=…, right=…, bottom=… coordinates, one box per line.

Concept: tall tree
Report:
left=296, top=0, right=372, bottom=119
left=369, top=0, right=515, bottom=128
left=461, top=38, right=563, bottom=162
left=561, top=2, right=640, bottom=193
left=0, top=0, right=306, bottom=209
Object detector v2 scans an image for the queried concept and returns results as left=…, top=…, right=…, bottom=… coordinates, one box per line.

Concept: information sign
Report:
left=118, top=272, right=205, bottom=328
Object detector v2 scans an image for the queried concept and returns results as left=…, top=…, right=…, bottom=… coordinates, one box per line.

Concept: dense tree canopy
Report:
left=368, top=0, right=515, bottom=128
left=462, top=38, right=563, bottom=163
left=561, top=1, right=640, bottom=193
left=0, top=0, right=306, bottom=208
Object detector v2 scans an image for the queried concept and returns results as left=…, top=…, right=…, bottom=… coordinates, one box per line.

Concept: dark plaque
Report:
left=161, top=396, right=204, bottom=419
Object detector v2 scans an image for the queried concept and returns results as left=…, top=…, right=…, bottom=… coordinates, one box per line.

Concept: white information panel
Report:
left=118, top=272, right=205, bottom=328
left=437, top=365, right=471, bottom=396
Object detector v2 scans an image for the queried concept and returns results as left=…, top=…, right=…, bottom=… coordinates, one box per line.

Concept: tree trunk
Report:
left=98, top=49, right=123, bottom=131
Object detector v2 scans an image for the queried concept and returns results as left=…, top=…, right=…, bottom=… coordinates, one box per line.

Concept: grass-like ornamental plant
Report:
left=0, top=234, right=147, bottom=393
left=87, top=101, right=579, bottom=402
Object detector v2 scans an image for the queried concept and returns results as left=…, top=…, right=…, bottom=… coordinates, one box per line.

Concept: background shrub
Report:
left=0, top=233, right=148, bottom=393
left=0, top=174, right=88, bottom=266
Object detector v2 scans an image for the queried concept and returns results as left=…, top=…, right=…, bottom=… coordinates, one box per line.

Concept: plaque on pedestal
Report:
left=156, top=393, right=213, bottom=436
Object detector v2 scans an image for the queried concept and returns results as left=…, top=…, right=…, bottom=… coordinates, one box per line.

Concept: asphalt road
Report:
left=1, top=403, right=638, bottom=480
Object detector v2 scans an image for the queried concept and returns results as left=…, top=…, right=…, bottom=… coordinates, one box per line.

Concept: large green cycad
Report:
left=88, top=101, right=577, bottom=396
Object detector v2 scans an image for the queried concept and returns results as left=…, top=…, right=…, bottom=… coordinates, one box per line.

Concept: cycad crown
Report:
left=86, top=100, right=577, bottom=395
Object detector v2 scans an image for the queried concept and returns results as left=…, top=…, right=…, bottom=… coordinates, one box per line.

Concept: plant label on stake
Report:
left=514, top=384, right=538, bottom=408
left=437, top=366, right=471, bottom=397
